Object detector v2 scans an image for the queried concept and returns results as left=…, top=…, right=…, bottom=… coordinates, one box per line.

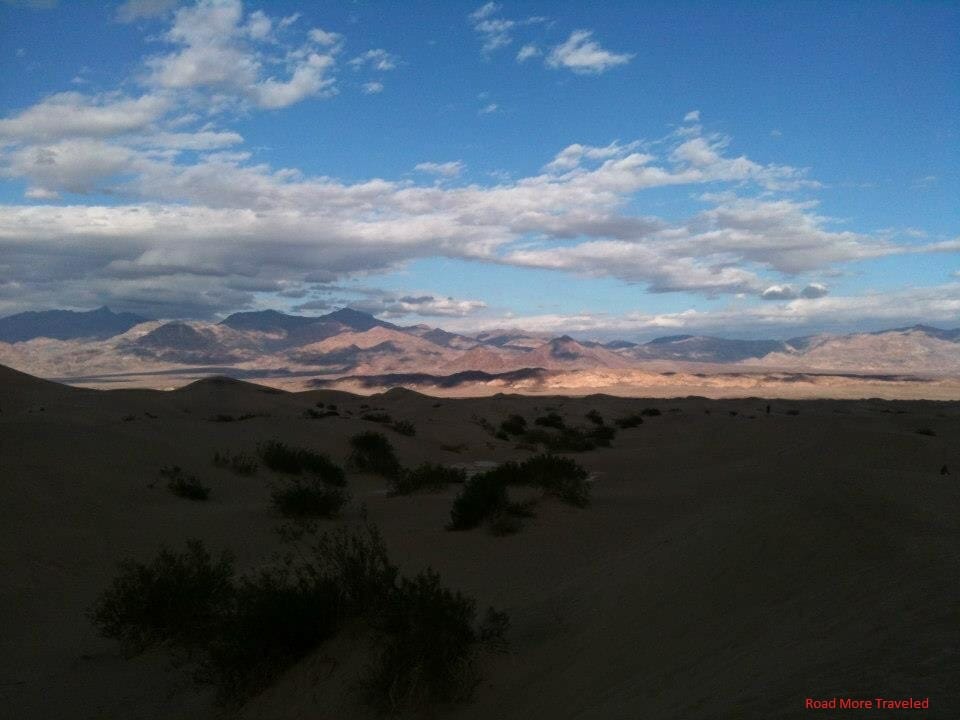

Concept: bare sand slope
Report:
left=1, top=368, right=958, bottom=719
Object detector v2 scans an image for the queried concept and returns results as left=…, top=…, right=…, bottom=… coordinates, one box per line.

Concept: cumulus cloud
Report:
left=516, top=44, right=540, bottom=62
left=348, top=49, right=397, bottom=71
left=683, top=110, right=700, bottom=123
left=469, top=3, right=544, bottom=55
left=361, top=81, right=384, bottom=95
left=546, top=30, right=632, bottom=74
left=414, top=161, right=465, bottom=178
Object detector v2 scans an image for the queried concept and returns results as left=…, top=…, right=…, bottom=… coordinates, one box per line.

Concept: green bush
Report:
left=271, top=479, right=349, bottom=518
left=92, top=526, right=505, bottom=711
left=212, top=451, right=258, bottom=476
left=162, top=466, right=210, bottom=501
left=390, top=463, right=466, bottom=496
left=534, top=412, right=565, bottom=429
left=89, top=540, right=234, bottom=653
left=365, top=569, right=483, bottom=711
left=348, top=431, right=402, bottom=478
left=520, top=454, right=590, bottom=507
left=499, top=414, right=527, bottom=436
left=361, top=411, right=393, bottom=424
left=258, top=440, right=346, bottom=486
left=390, top=419, right=416, bottom=436
left=585, top=409, right=604, bottom=426
left=448, top=473, right=509, bottom=530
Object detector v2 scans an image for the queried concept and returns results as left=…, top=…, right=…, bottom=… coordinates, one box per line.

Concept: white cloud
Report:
left=0, top=92, right=169, bottom=142
left=516, top=44, right=540, bottom=62
left=469, top=3, right=544, bottom=55
left=479, top=102, right=499, bottom=115
left=308, top=27, right=341, bottom=46
left=414, top=161, right=465, bottom=178
left=683, top=110, right=700, bottom=123
left=801, top=282, right=829, bottom=299
left=546, top=30, right=632, bottom=74
left=760, top=285, right=796, bottom=300
left=361, top=81, right=384, bottom=95
left=348, top=49, right=397, bottom=71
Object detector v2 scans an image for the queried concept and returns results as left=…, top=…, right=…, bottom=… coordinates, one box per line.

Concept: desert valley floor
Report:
left=1, top=363, right=958, bottom=719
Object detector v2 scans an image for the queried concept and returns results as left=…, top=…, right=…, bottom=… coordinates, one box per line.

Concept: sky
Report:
left=0, top=0, right=958, bottom=340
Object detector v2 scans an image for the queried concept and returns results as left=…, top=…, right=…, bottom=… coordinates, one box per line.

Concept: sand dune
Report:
left=1, top=365, right=958, bottom=719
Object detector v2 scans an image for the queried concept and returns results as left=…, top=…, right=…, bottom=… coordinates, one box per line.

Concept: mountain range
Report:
left=0, top=306, right=958, bottom=385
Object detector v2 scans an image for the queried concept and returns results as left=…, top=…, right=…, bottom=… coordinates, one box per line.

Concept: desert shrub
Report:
left=391, top=419, right=416, bottom=436
left=587, top=424, right=616, bottom=447
left=487, top=511, right=523, bottom=536
left=613, top=414, right=643, bottom=430
left=92, top=525, right=505, bottom=711
left=258, top=440, right=346, bottom=486
left=585, top=409, right=604, bottom=426
left=348, top=431, right=402, bottom=478
left=640, top=407, right=661, bottom=417
left=545, top=427, right=596, bottom=452
left=303, top=407, right=339, bottom=419
left=271, top=479, right=349, bottom=518
left=169, top=475, right=211, bottom=501
left=471, top=414, right=497, bottom=436
left=362, top=412, right=393, bottom=424
left=390, top=463, right=466, bottom=496
left=786, top=409, right=800, bottom=416
left=534, top=412, right=565, bottom=429
left=89, top=540, right=234, bottom=653
left=204, top=565, right=342, bottom=700
left=448, top=473, right=509, bottom=530
left=520, top=454, right=590, bottom=507
left=365, top=569, right=482, bottom=711
left=499, top=414, right=527, bottom=436
left=209, top=413, right=259, bottom=422
left=212, top=451, right=258, bottom=476
left=162, top=466, right=210, bottom=500
left=916, top=427, right=937, bottom=437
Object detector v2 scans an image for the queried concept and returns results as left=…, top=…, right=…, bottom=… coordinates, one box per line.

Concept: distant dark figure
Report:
left=766, top=404, right=771, bottom=415
left=941, top=465, right=949, bottom=476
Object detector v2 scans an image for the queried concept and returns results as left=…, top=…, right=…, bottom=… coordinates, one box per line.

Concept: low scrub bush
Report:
left=390, top=463, right=466, bottom=496
left=212, top=451, right=258, bottom=476
left=448, top=473, right=509, bottom=530
left=348, top=431, right=402, bottom=478
left=614, top=414, right=644, bottom=428
left=640, top=407, right=661, bottom=417
left=258, top=440, right=345, bottom=486
left=303, top=407, right=339, bottom=419
left=499, top=414, right=527, bottom=436
left=162, top=466, right=210, bottom=501
left=209, top=413, right=260, bottom=422
left=520, top=454, right=590, bottom=507
left=534, top=412, right=565, bottom=429
left=585, top=409, right=604, bottom=426
left=390, top=419, right=416, bottom=436
left=89, top=539, right=234, bottom=653
left=361, top=411, right=393, bottom=424
left=92, top=525, right=505, bottom=711
left=271, top=479, right=349, bottom=519
left=916, top=427, right=937, bottom=437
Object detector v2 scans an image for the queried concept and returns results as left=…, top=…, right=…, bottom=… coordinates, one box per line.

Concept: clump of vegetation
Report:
left=585, top=409, right=604, bottom=426
left=390, top=419, right=416, bottom=436
left=448, top=473, right=510, bottom=531
left=91, top=525, right=506, bottom=710
left=122, top=414, right=136, bottom=422
left=449, top=454, right=591, bottom=531
left=212, top=450, right=258, bottom=476
left=916, top=427, right=937, bottom=437
left=303, top=407, right=339, bottom=419
left=613, top=414, right=644, bottom=429
left=534, top=412, right=565, bottom=429
left=362, top=411, right=393, bottom=424
left=470, top=415, right=497, bottom=436
left=640, top=407, right=661, bottom=417
left=162, top=466, right=210, bottom=501
left=389, top=463, right=466, bottom=496
left=348, top=431, right=402, bottom=478
left=89, top=539, right=234, bottom=653
left=209, top=413, right=260, bottom=422
left=258, top=440, right=345, bottom=487
left=271, top=479, right=349, bottom=519
left=499, top=414, right=528, bottom=436
left=365, top=569, right=507, bottom=711
left=786, top=409, right=801, bottom=416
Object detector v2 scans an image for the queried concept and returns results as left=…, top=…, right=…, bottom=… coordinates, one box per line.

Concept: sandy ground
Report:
left=1, top=364, right=959, bottom=719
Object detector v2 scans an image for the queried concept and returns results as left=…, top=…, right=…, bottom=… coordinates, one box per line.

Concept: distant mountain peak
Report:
left=0, top=306, right=148, bottom=343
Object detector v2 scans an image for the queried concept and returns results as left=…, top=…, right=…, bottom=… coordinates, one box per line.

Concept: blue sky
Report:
left=0, top=0, right=957, bottom=339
